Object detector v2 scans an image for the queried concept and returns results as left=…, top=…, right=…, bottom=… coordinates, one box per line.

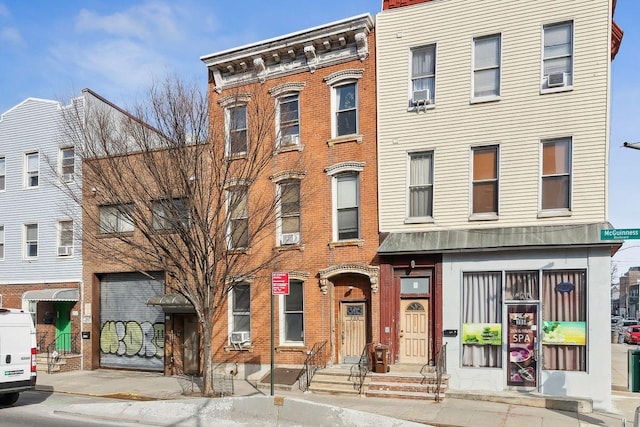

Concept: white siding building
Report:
left=375, top=0, right=622, bottom=410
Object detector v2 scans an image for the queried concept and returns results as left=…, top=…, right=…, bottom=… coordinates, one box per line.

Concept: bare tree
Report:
left=60, top=77, right=294, bottom=394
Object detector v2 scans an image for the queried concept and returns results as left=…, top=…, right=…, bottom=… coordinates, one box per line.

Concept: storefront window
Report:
left=505, top=271, right=539, bottom=300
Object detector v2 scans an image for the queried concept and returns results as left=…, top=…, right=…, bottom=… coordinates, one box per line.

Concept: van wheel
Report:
left=0, top=392, right=19, bottom=406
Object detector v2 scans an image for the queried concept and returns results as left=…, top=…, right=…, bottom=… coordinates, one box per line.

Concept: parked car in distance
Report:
left=612, top=316, right=622, bottom=330
left=615, top=318, right=640, bottom=336
left=624, top=325, right=640, bottom=344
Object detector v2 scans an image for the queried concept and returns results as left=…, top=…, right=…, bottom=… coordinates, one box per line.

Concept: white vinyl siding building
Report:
left=376, top=0, right=611, bottom=232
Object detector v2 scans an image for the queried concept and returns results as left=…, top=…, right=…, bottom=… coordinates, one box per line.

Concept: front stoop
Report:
left=36, top=353, right=81, bottom=374
left=309, top=367, right=369, bottom=396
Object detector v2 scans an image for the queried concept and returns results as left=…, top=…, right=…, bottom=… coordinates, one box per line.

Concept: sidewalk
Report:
left=34, top=344, right=640, bottom=427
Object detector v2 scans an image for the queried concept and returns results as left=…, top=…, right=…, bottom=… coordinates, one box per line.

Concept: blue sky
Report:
left=1, top=0, right=638, bottom=279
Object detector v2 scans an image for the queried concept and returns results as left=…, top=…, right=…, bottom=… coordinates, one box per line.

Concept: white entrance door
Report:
left=340, top=302, right=366, bottom=364
left=399, top=299, right=429, bottom=364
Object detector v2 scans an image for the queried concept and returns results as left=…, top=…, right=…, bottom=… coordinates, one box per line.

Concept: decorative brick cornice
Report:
left=324, top=161, right=365, bottom=176
left=318, top=263, right=380, bottom=295
left=268, top=82, right=306, bottom=98
left=323, top=69, right=364, bottom=86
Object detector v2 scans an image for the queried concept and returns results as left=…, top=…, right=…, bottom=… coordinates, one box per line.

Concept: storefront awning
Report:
left=378, top=222, right=622, bottom=255
left=147, top=293, right=195, bottom=313
left=22, top=288, right=79, bottom=302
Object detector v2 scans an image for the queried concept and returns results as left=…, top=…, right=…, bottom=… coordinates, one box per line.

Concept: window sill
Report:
left=329, top=239, right=364, bottom=249
left=540, top=86, right=573, bottom=95
left=537, top=209, right=572, bottom=218
left=276, top=144, right=304, bottom=154
left=275, top=345, right=306, bottom=353
left=404, top=216, right=434, bottom=224
left=97, top=231, right=134, bottom=238
left=327, top=134, right=363, bottom=146
left=223, top=344, right=254, bottom=353
left=225, top=152, right=248, bottom=161
left=226, top=248, right=251, bottom=255
left=469, top=213, right=499, bottom=221
left=406, top=104, right=435, bottom=113
left=273, top=244, right=305, bottom=253
left=470, top=96, right=500, bottom=104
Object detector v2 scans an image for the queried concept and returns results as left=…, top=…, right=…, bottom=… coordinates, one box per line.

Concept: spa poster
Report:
left=507, top=305, right=537, bottom=387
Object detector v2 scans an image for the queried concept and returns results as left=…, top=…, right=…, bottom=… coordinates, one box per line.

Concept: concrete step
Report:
left=366, top=389, right=444, bottom=400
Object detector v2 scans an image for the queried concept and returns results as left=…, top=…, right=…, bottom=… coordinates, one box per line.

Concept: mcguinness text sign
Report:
left=600, top=229, right=640, bottom=240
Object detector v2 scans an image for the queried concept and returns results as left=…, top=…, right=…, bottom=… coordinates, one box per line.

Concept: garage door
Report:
left=99, top=272, right=164, bottom=371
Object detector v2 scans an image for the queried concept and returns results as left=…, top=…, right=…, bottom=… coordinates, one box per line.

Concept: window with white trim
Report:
left=408, top=152, right=433, bottom=219
left=282, top=280, right=304, bottom=343
left=335, top=172, right=359, bottom=240
left=24, top=223, right=38, bottom=258
left=60, top=147, right=75, bottom=182
left=541, top=138, right=571, bottom=211
left=277, top=181, right=301, bottom=246
left=410, top=44, right=436, bottom=106
left=227, top=105, right=247, bottom=155
left=0, top=156, right=5, bottom=191
left=471, top=146, right=498, bottom=215
left=542, top=22, right=573, bottom=90
left=231, top=283, right=250, bottom=340
left=227, top=186, right=248, bottom=249
left=277, top=94, right=300, bottom=147
left=25, top=152, right=39, bottom=188
left=0, top=225, right=4, bottom=259
left=473, top=35, right=501, bottom=99
left=58, top=220, right=73, bottom=256
left=99, top=204, right=134, bottom=234
left=334, top=83, right=358, bottom=137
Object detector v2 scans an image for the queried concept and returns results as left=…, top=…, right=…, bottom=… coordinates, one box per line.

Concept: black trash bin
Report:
left=628, top=348, right=640, bottom=392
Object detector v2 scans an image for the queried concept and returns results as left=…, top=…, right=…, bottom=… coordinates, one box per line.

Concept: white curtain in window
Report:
left=462, top=272, right=502, bottom=368
left=409, top=153, right=433, bottom=217
left=474, top=36, right=500, bottom=97
left=412, top=46, right=436, bottom=97
left=544, top=23, right=572, bottom=76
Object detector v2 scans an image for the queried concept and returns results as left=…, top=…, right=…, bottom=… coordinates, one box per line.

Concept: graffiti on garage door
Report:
left=100, top=320, right=164, bottom=358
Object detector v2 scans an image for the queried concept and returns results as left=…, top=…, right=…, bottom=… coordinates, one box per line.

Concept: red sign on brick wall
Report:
left=271, top=272, right=289, bottom=295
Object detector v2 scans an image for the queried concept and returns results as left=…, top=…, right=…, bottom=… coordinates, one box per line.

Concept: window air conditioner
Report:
left=412, top=89, right=431, bottom=106
left=281, top=134, right=299, bottom=146
left=281, top=232, right=300, bottom=245
left=230, top=331, right=250, bottom=344
left=61, top=173, right=74, bottom=183
left=58, top=246, right=73, bottom=256
left=547, top=72, right=567, bottom=88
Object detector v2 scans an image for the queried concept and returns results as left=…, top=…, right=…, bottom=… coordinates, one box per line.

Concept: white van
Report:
left=0, top=308, right=37, bottom=406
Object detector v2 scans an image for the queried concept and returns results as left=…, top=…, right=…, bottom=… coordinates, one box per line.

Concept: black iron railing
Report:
left=434, top=342, right=447, bottom=402
left=298, top=340, right=328, bottom=392
left=41, top=332, right=80, bottom=374
left=349, top=342, right=372, bottom=395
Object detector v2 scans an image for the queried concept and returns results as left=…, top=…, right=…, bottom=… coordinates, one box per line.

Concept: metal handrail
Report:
left=349, top=342, right=372, bottom=395
left=298, top=340, right=328, bottom=391
left=42, top=332, right=80, bottom=374
left=434, top=342, right=447, bottom=402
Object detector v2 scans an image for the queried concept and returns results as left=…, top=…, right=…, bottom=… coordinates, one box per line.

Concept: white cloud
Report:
left=0, top=4, right=9, bottom=18
left=0, top=26, right=22, bottom=45
left=74, top=2, right=181, bottom=42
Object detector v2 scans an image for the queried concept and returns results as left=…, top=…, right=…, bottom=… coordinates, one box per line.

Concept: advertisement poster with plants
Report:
left=507, top=305, right=537, bottom=387
left=541, top=321, right=586, bottom=345
left=461, top=323, right=502, bottom=345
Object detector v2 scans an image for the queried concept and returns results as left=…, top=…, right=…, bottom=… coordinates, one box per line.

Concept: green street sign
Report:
left=600, top=229, right=640, bottom=240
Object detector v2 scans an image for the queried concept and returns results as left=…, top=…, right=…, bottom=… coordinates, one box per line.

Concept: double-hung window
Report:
left=411, top=44, right=436, bottom=106
left=24, top=223, right=38, bottom=258
left=58, top=220, right=73, bottom=256
left=227, top=105, right=248, bottom=155
left=25, top=152, right=39, bottom=188
left=60, top=147, right=75, bottom=182
left=0, top=225, right=4, bottom=259
left=541, top=138, right=571, bottom=211
left=473, top=35, right=501, bottom=99
left=542, top=22, right=573, bottom=90
left=334, top=83, right=358, bottom=137
left=227, top=186, right=249, bottom=249
left=278, top=94, right=300, bottom=147
left=152, top=198, right=189, bottom=230
left=336, top=173, right=359, bottom=240
left=99, top=204, right=134, bottom=234
left=408, top=152, right=433, bottom=219
left=0, top=156, right=5, bottom=191
left=278, top=181, right=301, bottom=246
left=283, top=280, right=304, bottom=343
left=472, top=146, right=498, bottom=216
left=231, top=283, right=250, bottom=338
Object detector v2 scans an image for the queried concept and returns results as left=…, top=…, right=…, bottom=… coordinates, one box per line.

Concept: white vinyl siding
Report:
left=376, top=0, right=609, bottom=232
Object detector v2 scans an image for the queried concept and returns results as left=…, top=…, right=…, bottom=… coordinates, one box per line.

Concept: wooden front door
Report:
left=340, top=302, right=366, bottom=364
left=399, top=299, right=429, bottom=364
left=183, top=315, right=200, bottom=375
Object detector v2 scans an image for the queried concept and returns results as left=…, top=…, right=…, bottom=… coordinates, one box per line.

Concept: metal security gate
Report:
left=99, top=272, right=165, bottom=371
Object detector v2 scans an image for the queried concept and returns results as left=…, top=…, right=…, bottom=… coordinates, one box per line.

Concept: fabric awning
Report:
left=147, top=293, right=195, bottom=313
left=22, top=288, right=79, bottom=302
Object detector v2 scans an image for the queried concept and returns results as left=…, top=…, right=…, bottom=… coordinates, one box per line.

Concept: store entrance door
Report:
left=506, top=304, right=538, bottom=388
